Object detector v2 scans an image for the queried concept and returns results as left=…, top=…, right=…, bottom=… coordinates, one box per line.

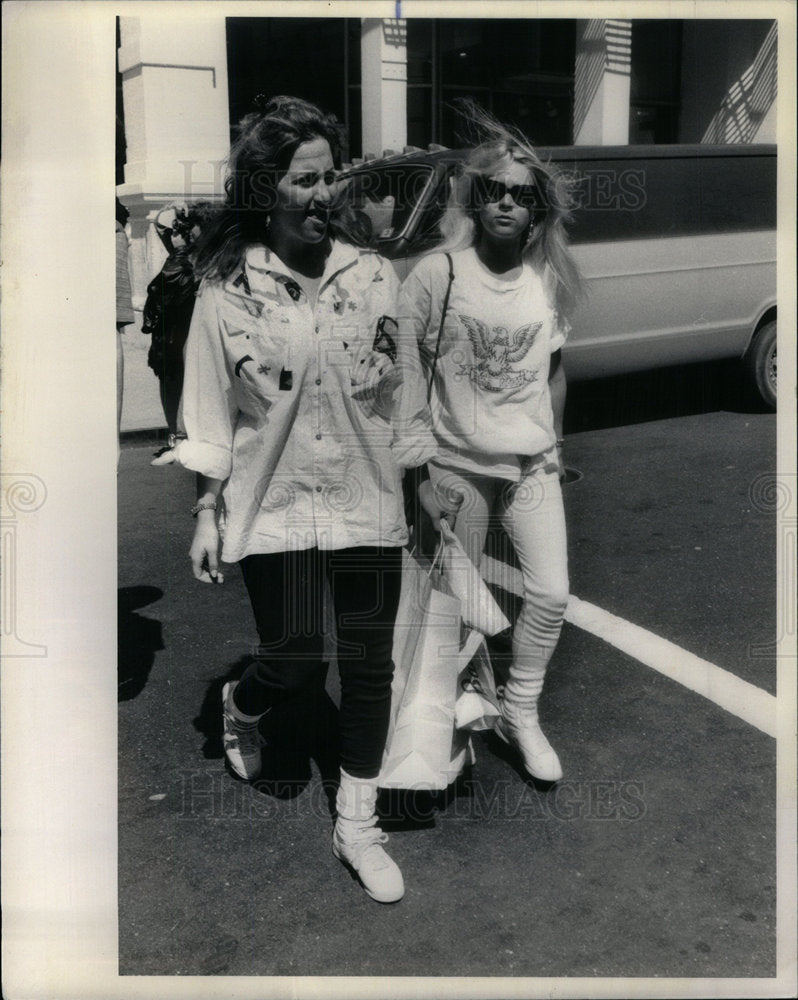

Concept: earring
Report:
left=525, top=219, right=535, bottom=244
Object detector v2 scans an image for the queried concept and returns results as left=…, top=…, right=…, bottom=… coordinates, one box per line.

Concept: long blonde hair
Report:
left=438, top=101, right=584, bottom=318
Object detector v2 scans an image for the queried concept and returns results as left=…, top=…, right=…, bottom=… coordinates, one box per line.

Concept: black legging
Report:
left=233, top=546, right=403, bottom=778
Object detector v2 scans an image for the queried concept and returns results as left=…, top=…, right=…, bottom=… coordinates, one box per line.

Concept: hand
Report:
left=151, top=436, right=186, bottom=467
left=418, top=479, right=463, bottom=531
left=151, top=447, right=177, bottom=467
left=190, top=517, right=224, bottom=584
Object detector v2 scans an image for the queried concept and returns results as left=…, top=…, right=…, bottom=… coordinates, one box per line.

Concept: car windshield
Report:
left=344, top=165, right=435, bottom=244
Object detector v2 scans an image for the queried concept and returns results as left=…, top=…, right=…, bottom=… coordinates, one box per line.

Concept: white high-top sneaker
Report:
left=221, top=681, right=265, bottom=781
left=332, top=770, right=404, bottom=903
left=495, top=700, right=563, bottom=782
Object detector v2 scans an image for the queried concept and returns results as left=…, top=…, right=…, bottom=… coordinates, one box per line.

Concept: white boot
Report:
left=332, top=770, right=404, bottom=903
left=496, top=669, right=563, bottom=782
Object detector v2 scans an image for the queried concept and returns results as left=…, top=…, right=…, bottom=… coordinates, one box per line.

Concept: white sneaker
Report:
left=221, top=681, right=263, bottom=781
left=332, top=815, right=405, bottom=903
left=495, top=711, right=563, bottom=782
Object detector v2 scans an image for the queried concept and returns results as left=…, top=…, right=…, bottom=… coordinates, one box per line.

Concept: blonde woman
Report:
left=399, top=106, right=584, bottom=782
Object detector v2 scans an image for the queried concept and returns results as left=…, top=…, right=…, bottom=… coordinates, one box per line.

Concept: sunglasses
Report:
left=474, top=175, right=547, bottom=212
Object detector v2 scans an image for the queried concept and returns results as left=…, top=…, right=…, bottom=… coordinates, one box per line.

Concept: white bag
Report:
left=454, top=637, right=504, bottom=731
left=439, top=519, right=510, bottom=637
left=380, top=545, right=481, bottom=790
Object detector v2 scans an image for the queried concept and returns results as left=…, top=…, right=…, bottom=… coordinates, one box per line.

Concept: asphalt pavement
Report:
left=118, top=361, right=778, bottom=979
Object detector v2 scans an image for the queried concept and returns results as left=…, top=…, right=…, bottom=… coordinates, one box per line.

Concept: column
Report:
left=573, top=19, right=631, bottom=145
left=117, top=14, right=230, bottom=306
left=115, top=14, right=231, bottom=432
left=360, top=18, right=407, bottom=159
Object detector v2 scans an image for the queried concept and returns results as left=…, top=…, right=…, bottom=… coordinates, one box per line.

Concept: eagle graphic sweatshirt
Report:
left=397, top=247, right=569, bottom=481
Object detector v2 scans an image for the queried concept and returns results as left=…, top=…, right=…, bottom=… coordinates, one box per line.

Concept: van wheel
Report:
left=744, top=319, right=777, bottom=411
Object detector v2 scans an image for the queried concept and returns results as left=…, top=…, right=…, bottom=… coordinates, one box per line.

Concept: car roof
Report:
left=340, top=146, right=465, bottom=174
left=340, top=142, right=776, bottom=176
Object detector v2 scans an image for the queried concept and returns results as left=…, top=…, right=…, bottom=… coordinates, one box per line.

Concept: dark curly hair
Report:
left=194, top=95, right=360, bottom=281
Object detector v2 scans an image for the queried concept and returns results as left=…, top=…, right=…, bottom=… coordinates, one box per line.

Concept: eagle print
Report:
left=458, top=315, right=543, bottom=392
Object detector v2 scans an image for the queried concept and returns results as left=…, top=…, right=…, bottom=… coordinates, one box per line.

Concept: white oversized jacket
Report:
left=173, top=240, right=433, bottom=560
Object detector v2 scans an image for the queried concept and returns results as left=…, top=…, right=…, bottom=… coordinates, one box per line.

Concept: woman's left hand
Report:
left=151, top=447, right=178, bottom=467
left=418, top=479, right=464, bottom=531
left=190, top=517, right=224, bottom=584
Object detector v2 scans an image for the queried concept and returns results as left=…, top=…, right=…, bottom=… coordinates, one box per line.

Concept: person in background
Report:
left=399, top=103, right=584, bottom=784
left=142, top=200, right=217, bottom=457
left=164, top=95, right=429, bottom=903
left=115, top=197, right=134, bottom=463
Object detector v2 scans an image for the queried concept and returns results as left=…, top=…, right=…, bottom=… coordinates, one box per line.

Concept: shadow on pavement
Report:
left=118, top=586, right=164, bottom=701
left=565, top=358, right=770, bottom=434
left=378, top=765, right=478, bottom=832
left=193, top=660, right=341, bottom=809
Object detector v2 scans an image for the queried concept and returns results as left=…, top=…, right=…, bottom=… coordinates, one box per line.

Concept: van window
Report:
left=696, top=153, right=776, bottom=234
left=552, top=148, right=776, bottom=245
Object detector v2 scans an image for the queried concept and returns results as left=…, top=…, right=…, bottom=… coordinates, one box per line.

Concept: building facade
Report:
left=116, top=15, right=777, bottom=430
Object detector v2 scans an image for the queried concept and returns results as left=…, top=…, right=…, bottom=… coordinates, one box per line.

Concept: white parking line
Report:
left=480, top=554, right=778, bottom=739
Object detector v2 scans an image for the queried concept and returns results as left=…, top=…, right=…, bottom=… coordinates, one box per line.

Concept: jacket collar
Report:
left=244, top=239, right=362, bottom=288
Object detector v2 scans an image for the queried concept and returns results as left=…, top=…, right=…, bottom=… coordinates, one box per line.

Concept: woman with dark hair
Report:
left=399, top=103, right=584, bottom=784
left=166, top=95, right=428, bottom=903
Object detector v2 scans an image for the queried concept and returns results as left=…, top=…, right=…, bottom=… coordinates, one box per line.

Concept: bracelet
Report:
left=555, top=438, right=564, bottom=447
left=191, top=501, right=217, bottom=517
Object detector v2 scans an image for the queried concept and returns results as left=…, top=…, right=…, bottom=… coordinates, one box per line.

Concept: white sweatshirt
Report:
left=398, top=247, right=569, bottom=481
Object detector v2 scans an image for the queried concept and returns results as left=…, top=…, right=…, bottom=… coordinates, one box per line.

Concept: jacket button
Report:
left=315, top=378, right=321, bottom=386
left=316, top=433, right=322, bottom=440
left=315, top=485, right=323, bottom=493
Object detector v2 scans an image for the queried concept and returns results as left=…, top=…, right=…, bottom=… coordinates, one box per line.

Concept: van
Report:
left=342, top=143, right=777, bottom=408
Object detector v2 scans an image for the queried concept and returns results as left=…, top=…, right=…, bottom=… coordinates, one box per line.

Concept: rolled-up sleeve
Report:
left=392, top=264, right=439, bottom=469
left=174, top=282, right=237, bottom=480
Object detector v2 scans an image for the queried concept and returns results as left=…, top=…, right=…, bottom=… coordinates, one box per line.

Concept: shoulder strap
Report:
left=427, top=252, right=454, bottom=403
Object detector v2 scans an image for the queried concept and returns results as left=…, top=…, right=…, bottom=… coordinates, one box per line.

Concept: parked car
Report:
left=341, top=143, right=778, bottom=409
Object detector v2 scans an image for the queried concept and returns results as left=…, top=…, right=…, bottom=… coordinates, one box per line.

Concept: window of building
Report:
left=406, top=19, right=575, bottom=148
left=629, top=20, right=683, bottom=143
left=225, top=18, right=360, bottom=162
left=346, top=19, right=362, bottom=160
left=407, top=19, right=435, bottom=149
